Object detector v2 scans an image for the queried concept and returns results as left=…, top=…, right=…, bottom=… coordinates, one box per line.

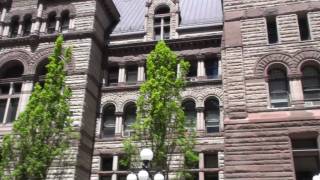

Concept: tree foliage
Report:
left=122, top=41, right=198, bottom=179
left=0, top=35, right=73, bottom=179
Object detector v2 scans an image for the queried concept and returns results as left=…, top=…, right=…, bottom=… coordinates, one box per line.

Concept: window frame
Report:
left=204, top=98, right=220, bottom=134
left=266, top=16, right=279, bottom=44
left=298, top=12, right=311, bottom=41
left=154, top=6, right=170, bottom=40
left=268, top=67, right=290, bottom=108
left=47, top=12, right=57, bottom=34
left=9, top=16, right=19, bottom=38
left=101, top=105, right=116, bottom=138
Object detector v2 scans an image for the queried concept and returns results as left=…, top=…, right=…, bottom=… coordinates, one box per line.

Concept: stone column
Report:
left=137, top=62, right=145, bottom=83
left=196, top=107, right=205, bottom=135
left=218, top=54, right=222, bottom=78
left=17, top=21, right=23, bottom=36
left=17, top=80, right=34, bottom=114
left=118, top=64, right=126, bottom=85
left=115, top=112, right=123, bottom=137
left=55, top=16, right=61, bottom=33
left=0, top=7, right=7, bottom=37
left=40, top=20, right=47, bottom=34
left=32, top=3, right=43, bottom=34
left=289, top=75, right=304, bottom=107
left=199, top=153, right=205, bottom=180
left=197, top=55, right=206, bottom=79
left=112, top=155, right=119, bottom=180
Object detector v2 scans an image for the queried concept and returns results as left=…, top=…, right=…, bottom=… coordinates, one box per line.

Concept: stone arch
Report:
left=294, top=48, right=320, bottom=73
left=121, top=99, right=137, bottom=113
left=4, top=9, right=37, bottom=23
left=43, top=4, right=76, bottom=19
left=149, top=0, right=178, bottom=15
left=101, top=101, right=117, bottom=114
left=255, top=53, right=296, bottom=77
left=31, top=47, right=74, bottom=74
left=0, top=49, right=32, bottom=74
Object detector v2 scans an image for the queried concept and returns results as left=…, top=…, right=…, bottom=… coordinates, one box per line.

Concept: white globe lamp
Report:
left=140, top=148, right=154, bottom=161
left=138, top=169, right=149, bottom=180
left=127, top=173, right=138, bottom=180
left=154, top=173, right=165, bottom=180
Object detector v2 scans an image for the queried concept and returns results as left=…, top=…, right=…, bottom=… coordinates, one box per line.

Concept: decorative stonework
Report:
left=42, top=3, right=76, bottom=19
left=4, top=9, right=37, bottom=23
left=0, top=49, right=32, bottom=74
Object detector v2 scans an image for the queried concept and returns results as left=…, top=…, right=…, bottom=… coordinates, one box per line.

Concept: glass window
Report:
left=126, top=66, right=138, bottom=84
left=10, top=17, right=19, bottom=38
left=266, top=16, right=278, bottom=44
left=298, top=13, right=311, bottom=41
left=154, top=5, right=170, bottom=40
left=205, top=58, right=219, bottom=79
left=205, top=99, right=220, bottom=133
left=22, top=15, right=32, bottom=36
left=0, top=61, right=23, bottom=124
left=183, top=100, right=196, bottom=128
left=60, top=11, right=70, bottom=33
left=47, top=12, right=56, bottom=34
left=204, top=153, right=219, bottom=180
left=102, top=105, right=116, bottom=138
left=268, top=68, right=289, bottom=108
left=302, top=66, right=320, bottom=102
left=292, top=138, right=320, bottom=180
left=187, top=60, right=197, bottom=79
left=124, top=104, right=136, bottom=137
left=107, top=67, right=118, bottom=86
left=101, top=156, right=113, bottom=171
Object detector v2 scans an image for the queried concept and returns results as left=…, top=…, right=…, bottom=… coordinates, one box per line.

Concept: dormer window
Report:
left=22, top=15, right=32, bottom=36
left=154, top=5, right=170, bottom=40
left=47, top=12, right=56, bottom=34
left=60, top=10, right=70, bottom=33
left=9, top=16, right=19, bottom=38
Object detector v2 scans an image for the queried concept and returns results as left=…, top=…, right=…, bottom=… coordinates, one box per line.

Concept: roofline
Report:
left=101, top=0, right=120, bottom=22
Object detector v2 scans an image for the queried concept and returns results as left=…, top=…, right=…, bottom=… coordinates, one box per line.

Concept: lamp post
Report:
left=126, top=148, right=165, bottom=180
left=313, top=174, right=320, bottom=180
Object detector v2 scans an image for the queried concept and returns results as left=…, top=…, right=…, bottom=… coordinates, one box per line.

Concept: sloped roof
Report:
left=112, top=0, right=223, bottom=34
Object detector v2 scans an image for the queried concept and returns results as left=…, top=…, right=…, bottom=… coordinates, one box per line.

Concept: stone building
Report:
left=0, top=0, right=320, bottom=180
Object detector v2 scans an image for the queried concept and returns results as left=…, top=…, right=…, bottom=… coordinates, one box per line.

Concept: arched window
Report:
left=183, top=100, right=196, bottom=128
left=22, top=14, right=32, bottom=36
left=47, top=12, right=56, bottom=34
left=154, top=5, right=170, bottom=40
left=60, top=10, right=70, bottom=33
left=204, top=98, right=220, bottom=133
left=9, top=16, right=19, bottom=38
left=101, top=104, right=116, bottom=137
left=35, top=58, right=49, bottom=86
left=123, top=103, right=136, bottom=137
left=0, top=61, right=24, bottom=124
left=268, top=67, right=289, bottom=108
left=302, top=66, right=320, bottom=103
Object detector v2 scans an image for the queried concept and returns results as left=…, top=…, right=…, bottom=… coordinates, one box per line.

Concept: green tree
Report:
left=0, top=35, right=73, bottom=180
left=122, top=41, right=198, bottom=179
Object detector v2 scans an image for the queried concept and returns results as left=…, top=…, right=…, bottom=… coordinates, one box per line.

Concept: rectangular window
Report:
left=205, top=58, right=219, bottom=79
left=107, top=67, right=119, bottom=86
left=126, top=66, right=138, bottom=84
left=101, top=157, right=113, bottom=171
left=187, top=60, right=198, bottom=79
left=298, top=13, right=311, bottom=41
left=266, top=16, right=278, bottom=44
left=204, top=153, right=219, bottom=180
left=292, top=138, right=319, bottom=180
left=6, top=98, right=19, bottom=123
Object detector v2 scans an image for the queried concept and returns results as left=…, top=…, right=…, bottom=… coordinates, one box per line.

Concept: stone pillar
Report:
left=32, top=3, right=43, bottom=34
left=218, top=55, right=222, bottom=78
left=219, top=105, right=224, bottom=132
left=69, top=18, right=75, bottom=31
left=137, top=62, right=145, bottom=83
left=40, top=20, right=46, bottom=34
left=196, top=107, right=205, bottom=135
left=289, top=75, right=304, bottom=107
left=199, top=153, right=205, bottom=180
left=17, top=80, right=34, bottom=114
left=55, top=17, right=61, bottom=33
left=118, top=64, right=126, bottom=85
left=115, top=112, right=123, bottom=137
left=17, top=21, right=23, bottom=36
left=197, top=55, right=205, bottom=79
left=112, top=155, right=119, bottom=180
left=0, top=7, right=7, bottom=37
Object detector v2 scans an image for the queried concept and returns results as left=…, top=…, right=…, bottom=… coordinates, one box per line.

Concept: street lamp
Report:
left=127, top=148, right=165, bottom=180
left=313, top=174, right=320, bottom=180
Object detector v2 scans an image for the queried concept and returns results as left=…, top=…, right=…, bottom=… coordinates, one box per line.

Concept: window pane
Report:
left=205, top=58, right=219, bottom=79
left=0, top=99, right=7, bottom=123
left=204, top=154, right=218, bottom=168
left=6, top=98, right=19, bottom=123
left=47, top=14, right=56, bottom=34
left=102, top=106, right=116, bottom=137
left=10, top=19, right=19, bottom=38
left=269, top=69, right=289, bottom=107
left=183, top=101, right=196, bottom=127
left=266, top=16, right=278, bottom=44
left=205, top=99, right=220, bottom=133
left=205, top=173, right=218, bottom=180
left=118, top=175, right=127, bottom=180
left=154, top=18, right=161, bottom=26
left=124, top=104, right=136, bottom=136
left=126, top=66, right=138, bottom=84
left=292, top=139, right=318, bottom=150
left=154, top=27, right=161, bottom=40
left=107, top=67, right=119, bottom=86
left=100, top=176, right=112, bottom=180
left=13, top=83, right=22, bottom=94
left=302, top=66, right=320, bottom=100
left=0, top=84, right=10, bottom=95
left=164, top=26, right=170, bottom=40
left=61, top=12, right=70, bottom=33
left=101, top=157, right=113, bottom=171
left=187, top=60, right=197, bottom=78
left=23, top=17, right=32, bottom=36
left=298, top=13, right=311, bottom=41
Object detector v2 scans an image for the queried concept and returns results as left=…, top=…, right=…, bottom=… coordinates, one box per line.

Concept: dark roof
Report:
left=112, top=0, right=223, bottom=35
